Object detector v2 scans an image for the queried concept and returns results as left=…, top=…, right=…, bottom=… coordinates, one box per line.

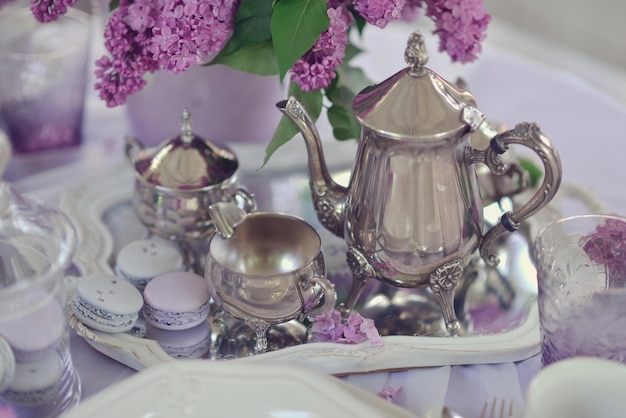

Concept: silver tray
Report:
left=60, top=148, right=561, bottom=374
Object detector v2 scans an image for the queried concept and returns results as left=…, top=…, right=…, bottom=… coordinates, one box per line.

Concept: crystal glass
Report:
left=0, top=183, right=80, bottom=417
left=205, top=212, right=336, bottom=353
left=534, top=214, right=626, bottom=367
left=0, top=7, right=90, bottom=153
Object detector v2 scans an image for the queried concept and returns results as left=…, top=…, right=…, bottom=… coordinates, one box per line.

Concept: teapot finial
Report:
left=405, top=31, right=429, bottom=76
left=181, top=108, right=193, bottom=144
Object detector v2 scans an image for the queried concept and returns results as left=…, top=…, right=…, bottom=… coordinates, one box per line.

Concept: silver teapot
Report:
left=277, top=31, right=562, bottom=334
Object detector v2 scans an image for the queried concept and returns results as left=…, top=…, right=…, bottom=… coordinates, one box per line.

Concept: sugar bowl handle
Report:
left=230, top=187, right=257, bottom=214
left=124, top=136, right=144, bottom=164
left=467, top=122, right=562, bottom=266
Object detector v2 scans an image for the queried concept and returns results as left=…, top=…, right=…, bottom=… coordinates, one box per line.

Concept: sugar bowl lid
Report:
left=128, top=109, right=239, bottom=189
left=353, top=31, right=484, bottom=140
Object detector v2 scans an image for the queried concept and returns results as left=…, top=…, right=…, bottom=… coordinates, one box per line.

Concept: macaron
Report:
left=0, top=336, right=16, bottom=393
left=1, top=350, right=63, bottom=406
left=143, top=271, right=211, bottom=331
left=71, top=274, right=144, bottom=333
left=146, top=321, right=211, bottom=359
left=0, top=289, right=64, bottom=362
left=115, top=238, right=184, bottom=291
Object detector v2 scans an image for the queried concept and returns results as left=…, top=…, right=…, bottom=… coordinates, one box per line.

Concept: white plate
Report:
left=60, top=164, right=547, bottom=374
left=516, top=357, right=626, bottom=418
left=60, top=360, right=417, bottom=418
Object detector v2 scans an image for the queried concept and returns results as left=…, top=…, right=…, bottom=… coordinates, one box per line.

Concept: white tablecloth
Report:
left=5, top=17, right=626, bottom=418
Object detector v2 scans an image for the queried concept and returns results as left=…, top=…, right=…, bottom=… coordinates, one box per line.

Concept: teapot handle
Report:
left=467, top=122, right=562, bottom=266
left=299, top=275, right=337, bottom=320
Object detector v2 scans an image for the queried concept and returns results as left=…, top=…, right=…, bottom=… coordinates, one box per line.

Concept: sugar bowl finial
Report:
left=181, top=108, right=193, bottom=144
left=405, top=31, right=429, bottom=76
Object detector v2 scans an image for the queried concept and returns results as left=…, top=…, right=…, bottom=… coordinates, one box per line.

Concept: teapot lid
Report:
left=353, top=31, right=485, bottom=140
left=132, top=109, right=239, bottom=189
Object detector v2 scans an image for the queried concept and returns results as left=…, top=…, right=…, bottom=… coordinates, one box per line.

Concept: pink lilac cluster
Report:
left=290, top=3, right=354, bottom=92
left=353, top=0, right=406, bottom=29
left=580, top=217, right=626, bottom=286
left=95, top=0, right=239, bottom=106
left=0, top=402, right=17, bottom=418
left=291, top=0, right=488, bottom=91
left=310, top=309, right=383, bottom=347
left=423, top=0, right=491, bottom=63
left=377, top=385, right=404, bottom=402
left=28, top=0, right=78, bottom=22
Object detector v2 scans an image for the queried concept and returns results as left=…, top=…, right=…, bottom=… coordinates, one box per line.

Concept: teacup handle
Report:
left=466, top=122, right=562, bottom=266
left=300, top=275, right=337, bottom=320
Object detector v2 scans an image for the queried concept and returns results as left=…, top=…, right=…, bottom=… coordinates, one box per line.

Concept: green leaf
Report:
left=210, top=41, right=279, bottom=76
left=349, top=9, right=367, bottom=34
left=235, top=0, right=273, bottom=22
left=327, top=103, right=360, bottom=140
left=263, top=83, right=323, bottom=166
left=270, top=0, right=330, bottom=81
left=216, top=16, right=273, bottom=58
left=108, top=0, right=118, bottom=12
left=324, top=64, right=373, bottom=140
left=343, top=42, right=363, bottom=62
left=334, top=64, right=372, bottom=96
left=518, top=157, right=544, bottom=188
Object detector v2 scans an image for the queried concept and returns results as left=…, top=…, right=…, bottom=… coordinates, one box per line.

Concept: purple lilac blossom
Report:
left=423, top=0, right=491, bottom=63
left=352, top=0, right=406, bottom=28
left=29, top=0, right=78, bottom=22
left=580, top=217, right=626, bottom=286
left=311, top=309, right=383, bottom=347
left=400, top=0, right=423, bottom=20
left=95, top=0, right=239, bottom=107
left=290, top=3, right=353, bottom=92
left=377, top=385, right=404, bottom=402
left=94, top=0, right=158, bottom=107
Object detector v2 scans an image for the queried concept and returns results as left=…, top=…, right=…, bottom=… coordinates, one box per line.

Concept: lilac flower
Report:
left=94, top=2, right=159, bottom=107
left=290, top=4, right=353, bottom=92
left=95, top=0, right=239, bottom=106
left=0, top=401, right=17, bottom=418
left=311, top=309, right=383, bottom=347
left=352, top=0, right=406, bottom=29
left=580, top=217, right=626, bottom=286
left=423, top=0, right=491, bottom=63
left=401, top=0, right=424, bottom=21
left=124, top=2, right=154, bottom=32
left=310, top=309, right=345, bottom=342
left=29, top=0, right=78, bottom=22
left=377, top=385, right=404, bottom=402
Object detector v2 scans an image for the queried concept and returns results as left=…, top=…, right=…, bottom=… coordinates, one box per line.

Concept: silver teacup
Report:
left=205, top=203, right=336, bottom=353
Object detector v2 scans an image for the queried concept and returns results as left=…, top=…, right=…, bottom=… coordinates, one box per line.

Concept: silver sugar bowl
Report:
left=125, top=109, right=256, bottom=241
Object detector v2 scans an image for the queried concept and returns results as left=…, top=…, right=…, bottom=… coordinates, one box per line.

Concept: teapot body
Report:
left=276, top=31, right=562, bottom=335
left=345, top=127, right=483, bottom=288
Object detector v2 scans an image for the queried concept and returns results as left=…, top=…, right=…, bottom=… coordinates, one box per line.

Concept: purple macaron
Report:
left=143, top=272, right=211, bottom=331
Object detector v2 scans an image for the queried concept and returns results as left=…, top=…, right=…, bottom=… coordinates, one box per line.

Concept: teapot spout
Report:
left=276, top=96, right=348, bottom=238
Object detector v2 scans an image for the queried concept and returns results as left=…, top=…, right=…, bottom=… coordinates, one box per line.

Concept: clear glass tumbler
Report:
left=534, top=214, right=626, bottom=367
left=0, top=183, right=81, bottom=417
left=0, top=7, right=90, bottom=153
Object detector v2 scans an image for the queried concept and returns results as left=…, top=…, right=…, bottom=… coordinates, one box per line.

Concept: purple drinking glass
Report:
left=0, top=7, right=90, bottom=153
left=534, top=214, right=626, bottom=367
